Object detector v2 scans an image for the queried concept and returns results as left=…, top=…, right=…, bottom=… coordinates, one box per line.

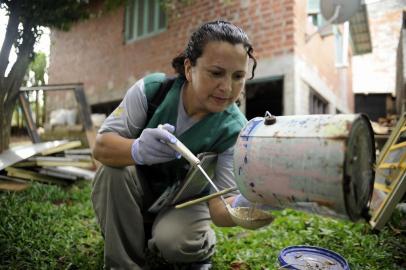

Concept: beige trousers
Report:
left=91, top=165, right=216, bottom=270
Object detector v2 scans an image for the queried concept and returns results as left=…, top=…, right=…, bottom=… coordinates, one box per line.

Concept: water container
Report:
left=234, top=114, right=375, bottom=221
left=278, top=245, right=350, bottom=269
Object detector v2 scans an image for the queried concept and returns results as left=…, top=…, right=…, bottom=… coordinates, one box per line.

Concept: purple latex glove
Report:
left=131, top=123, right=181, bottom=165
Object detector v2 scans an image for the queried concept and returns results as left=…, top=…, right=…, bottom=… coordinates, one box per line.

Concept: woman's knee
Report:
left=152, top=230, right=186, bottom=261
left=152, top=222, right=215, bottom=263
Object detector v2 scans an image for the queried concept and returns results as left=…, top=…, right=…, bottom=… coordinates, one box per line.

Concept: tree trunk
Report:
left=0, top=107, right=13, bottom=152
left=0, top=18, right=36, bottom=153
left=0, top=3, right=20, bottom=77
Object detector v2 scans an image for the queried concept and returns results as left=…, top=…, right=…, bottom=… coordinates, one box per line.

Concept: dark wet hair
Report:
left=172, top=20, right=257, bottom=80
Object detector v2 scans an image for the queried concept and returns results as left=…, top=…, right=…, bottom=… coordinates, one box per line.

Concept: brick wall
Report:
left=48, top=0, right=295, bottom=110
left=294, top=0, right=353, bottom=111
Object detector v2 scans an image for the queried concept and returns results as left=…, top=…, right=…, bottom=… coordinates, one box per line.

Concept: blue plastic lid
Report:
left=278, top=245, right=350, bottom=270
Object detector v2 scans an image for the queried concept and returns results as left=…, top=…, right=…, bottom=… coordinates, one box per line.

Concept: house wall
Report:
left=353, top=0, right=405, bottom=95
left=395, top=25, right=406, bottom=114
left=48, top=0, right=296, bottom=111
left=253, top=54, right=295, bottom=115
left=48, top=0, right=354, bottom=117
left=292, top=0, right=354, bottom=114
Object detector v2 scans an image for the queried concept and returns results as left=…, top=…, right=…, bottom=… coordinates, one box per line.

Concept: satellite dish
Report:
left=320, top=0, right=362, bottom=24
left=305, top=0, right=362, bottom=42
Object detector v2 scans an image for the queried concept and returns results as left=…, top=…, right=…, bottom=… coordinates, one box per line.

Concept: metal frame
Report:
left=19, top=83, right=95, bottom=147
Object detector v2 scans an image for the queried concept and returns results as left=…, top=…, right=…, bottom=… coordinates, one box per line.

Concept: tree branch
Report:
left=0, top=4, right=21, bottom=77
left=4, top=23, right=36, bottom=109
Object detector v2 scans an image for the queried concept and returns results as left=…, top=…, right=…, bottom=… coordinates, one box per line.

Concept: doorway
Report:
left=245, top=77, right=284, bottom=120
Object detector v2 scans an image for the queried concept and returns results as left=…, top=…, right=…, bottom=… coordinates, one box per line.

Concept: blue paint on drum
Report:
left=240, top=117, right=263, bottom=140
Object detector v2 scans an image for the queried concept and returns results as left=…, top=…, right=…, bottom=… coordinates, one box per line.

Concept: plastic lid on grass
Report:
left=278, top=245, right=350, bottom=270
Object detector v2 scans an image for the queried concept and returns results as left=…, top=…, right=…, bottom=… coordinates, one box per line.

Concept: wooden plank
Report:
left=29, top=156, right=92, bottom=162
left=64, top=148, right=92, bottom=155
left=5, top=167, right=70, bottom=186
left=38, top=168, right=78, bottom=180
left=0, top=175, right=31, bottom=191
left=46, top=166, right=95, bottom=180
left=12, top=161, right=37, bottom=168
left=34, top=160, right=94, bottom=169
left=41, top=140, right=82, bottom=156
left=64, top=154, right=93, bottom=161
left=0, top=140, right=69, bottom=171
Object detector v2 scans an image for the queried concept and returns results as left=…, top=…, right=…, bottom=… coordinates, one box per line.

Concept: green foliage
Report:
left=0, top=0, right=90, bottom=31
left=28, top=52, right=46, bottom=86
left=0, top=182, right=103, bottom=269
left=0, top=182, right=405, bottom=269
left=0, top=0, right=127, bottom=150
left=213, top=209, right=406, bottom=270
left=0, top=0, right=92, bottom=60
left=22, top=51, right=46, bottom=88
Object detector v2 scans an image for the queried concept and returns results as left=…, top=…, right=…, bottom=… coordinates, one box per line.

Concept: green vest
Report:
left=140, top=73, right=247, bottom=197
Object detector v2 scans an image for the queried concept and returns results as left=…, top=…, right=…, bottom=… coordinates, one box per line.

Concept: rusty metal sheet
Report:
left=0, top=140, right=69, bottom=171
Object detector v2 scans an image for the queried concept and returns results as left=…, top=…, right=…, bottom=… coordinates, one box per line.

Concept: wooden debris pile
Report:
left=377, top=114, right=398, bottom=128
left=0, top=140, right=96, bottom=191
left=370, top=115, right=399, bottom=135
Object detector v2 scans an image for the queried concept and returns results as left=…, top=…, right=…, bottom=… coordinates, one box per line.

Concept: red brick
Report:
left=48, top=0, right=352, bottom=113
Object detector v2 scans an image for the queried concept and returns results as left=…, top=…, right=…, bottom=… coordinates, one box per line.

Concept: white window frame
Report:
left=309, top=89, right=329, bottom=114
left=307, top=0, right=321, bottom=27
left=125, top=0, right=167, bottom=43
left=334, top=22, right=349, bottom=67
left=307, top=0, right=333, bottom=36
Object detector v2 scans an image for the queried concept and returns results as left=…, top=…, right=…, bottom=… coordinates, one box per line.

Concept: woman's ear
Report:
left=184, top=58, right=192, bottom=82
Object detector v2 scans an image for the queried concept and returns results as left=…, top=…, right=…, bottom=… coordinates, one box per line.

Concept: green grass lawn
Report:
left=0, top=181, right=405, bottom=269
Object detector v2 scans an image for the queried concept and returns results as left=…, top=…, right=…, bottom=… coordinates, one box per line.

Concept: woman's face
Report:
left=184, top=41, right=249, bottom=118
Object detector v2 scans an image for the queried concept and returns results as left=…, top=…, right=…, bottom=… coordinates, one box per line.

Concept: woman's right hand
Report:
left=131, top=123, right=181, bottom=165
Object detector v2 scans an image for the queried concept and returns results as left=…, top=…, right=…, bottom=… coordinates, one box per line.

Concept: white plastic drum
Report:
left=234, top=114, right=375, bottom=221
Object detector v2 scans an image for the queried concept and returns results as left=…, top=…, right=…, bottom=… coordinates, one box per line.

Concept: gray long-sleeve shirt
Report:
left=99, top=78, right=239, bottom=195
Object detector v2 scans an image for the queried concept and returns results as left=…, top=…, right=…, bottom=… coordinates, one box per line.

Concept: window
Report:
left=307, top=0, right=322, bottom=27
left=307, top=0, right=332, bottom=36
left=334, top=23, right=349, bottom=67
left=125, top=0, right=167, bottom=42
left=309, top=90, right=329, bottom=114
left=334, top=26, right=343, bottom=62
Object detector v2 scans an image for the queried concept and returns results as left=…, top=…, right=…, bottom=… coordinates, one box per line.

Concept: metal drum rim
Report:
left=342, top=113, right=376, bottom=221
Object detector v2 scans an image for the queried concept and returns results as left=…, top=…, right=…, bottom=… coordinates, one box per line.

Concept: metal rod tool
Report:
left=157, top=124, right=274, bottom=229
